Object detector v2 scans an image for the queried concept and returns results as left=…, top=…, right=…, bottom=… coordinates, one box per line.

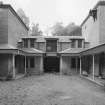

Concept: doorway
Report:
left=44, top=57, right=60, bottom=73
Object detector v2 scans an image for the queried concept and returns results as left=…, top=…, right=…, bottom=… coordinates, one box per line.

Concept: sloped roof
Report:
left=22, top=48, right=44, bottom=54
left=22, top=35, right=84, bottom=42
left=59, top=48, right=85, bottom=54
left=0, top=44, right=17, bottom=49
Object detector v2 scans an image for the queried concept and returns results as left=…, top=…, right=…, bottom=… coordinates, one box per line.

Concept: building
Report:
left=0, top=4, right=44, bottom=80
left=0, top=1, right=105, bottom=84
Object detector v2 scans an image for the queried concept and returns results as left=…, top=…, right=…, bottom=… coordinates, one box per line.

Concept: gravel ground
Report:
left=0, top=74, right=105, bottom=105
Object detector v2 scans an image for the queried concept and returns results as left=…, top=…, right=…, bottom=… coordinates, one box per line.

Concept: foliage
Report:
left=51, top=22, right=81, bottom=36
left=31, top=23, right=43, bottom=36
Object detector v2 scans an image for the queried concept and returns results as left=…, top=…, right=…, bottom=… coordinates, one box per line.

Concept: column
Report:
left=93, top=54, right=95, bottom=80
left=60, top=56, right=63, bottom=75
left=40, top=56, right=43, bottom=73
left=28, top=39, right=30, bottom=48
left=13, top=54, right=15, bottom=79
left=24, top=56, right=26, bottom=75
left=80, top=56, right=82, bottom=75
left=76, top=40, right=78, bottom=48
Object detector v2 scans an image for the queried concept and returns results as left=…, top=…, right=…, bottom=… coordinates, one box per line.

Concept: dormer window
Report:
left=30, top=39, right=35, bottom=48
left=23, top=39, right=28, bottom=48
left=78, top=39, right=82, bottom=48
left=71, top=39, right=76, bottom=48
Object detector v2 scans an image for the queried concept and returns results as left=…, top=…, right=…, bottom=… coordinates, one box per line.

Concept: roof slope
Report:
left=59, top=48, right=85, bottom=54
left=22, top=48, right=44, bottom=54
left=0, top=44, right=17, bottom=49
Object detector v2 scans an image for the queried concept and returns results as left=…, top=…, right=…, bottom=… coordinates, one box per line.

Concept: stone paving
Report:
left=0, top=74, right=105, bottom=105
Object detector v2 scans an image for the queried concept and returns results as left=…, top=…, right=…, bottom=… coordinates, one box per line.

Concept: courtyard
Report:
left=0, top=74, right=105, bottom=105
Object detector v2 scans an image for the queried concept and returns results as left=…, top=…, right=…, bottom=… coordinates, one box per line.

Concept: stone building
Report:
left=0, top=0, right=105, bottom=84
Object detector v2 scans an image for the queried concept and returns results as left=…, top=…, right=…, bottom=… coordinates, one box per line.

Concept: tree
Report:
left=17, top=8, right=30, bottom=28
left=51, top=22, right=65, bottom=36
left=64, top=23, right=81, bottom=36
left=51, top=22, right=81, bottom=36
left=31, top=23, right=42, bottom=36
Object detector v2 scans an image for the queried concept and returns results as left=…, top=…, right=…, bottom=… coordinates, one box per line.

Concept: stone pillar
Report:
left=40, top=56, right=43, bottom=73
left=60, top=56, right=63, bottom=75
left=76, top=40, right=78, bottom=48
left=80, top=56, right=82, bottom=75
left=28, top=39, right=30, bottom=48
left=12, top=54, right=16, bottom=79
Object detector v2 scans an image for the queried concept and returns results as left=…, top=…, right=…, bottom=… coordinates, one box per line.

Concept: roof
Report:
left=81, top=1, right=105, bottom=27
left=59, top=48, right=85, bottom=54
left=0, top=44, right=17, bottom=49
left=80, top=43, right=105, bottom=55
left=22, top=48, right=44, bottom=54
left=0, top=4, right=29, bottom=31
left=22, top=35, right=84, bottom=42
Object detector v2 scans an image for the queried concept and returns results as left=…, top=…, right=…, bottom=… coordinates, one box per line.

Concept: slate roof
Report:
left=22, top=48, right=44, bottom=54
left=0, top=44, right=17, bottom=49
left=22, top=35, right=84, bottom=42
left=59, top=48, right=85, bottom=54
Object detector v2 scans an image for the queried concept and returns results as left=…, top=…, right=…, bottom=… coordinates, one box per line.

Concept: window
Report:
left=78, top=40, right=82, bottom=48
left=46, top=40, right=57, bottom=52
left=30, top=39, right=35, bottom=48
left=17, top=42, right=23, bottom=48
left=71, top=39, right=76, bottom=48
left=23, top=39, right=28, bottom=48
left=30, top=57, right=35, bottom=68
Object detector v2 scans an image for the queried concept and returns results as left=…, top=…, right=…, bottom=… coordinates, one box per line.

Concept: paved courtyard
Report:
left=0, top=74, right=105, bottom=105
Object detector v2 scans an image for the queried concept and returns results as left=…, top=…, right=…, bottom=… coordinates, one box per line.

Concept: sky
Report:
left=2, top=0, right=100, bottom=33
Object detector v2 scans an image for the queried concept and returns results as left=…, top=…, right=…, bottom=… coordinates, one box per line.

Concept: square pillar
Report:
left=80, top=56, right=82, bottom=75
left=60, top=56, right=63, bottom=75
left=40, top=56, right=43, bottom=73
left=12, top=54, right=16, bottom=79
left=76, top=40, right=78, bottom=48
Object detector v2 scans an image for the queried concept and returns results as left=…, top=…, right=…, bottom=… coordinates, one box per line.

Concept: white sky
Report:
left=3, top=0, right=99, bottom=32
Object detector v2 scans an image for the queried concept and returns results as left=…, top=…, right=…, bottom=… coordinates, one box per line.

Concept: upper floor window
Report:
left=17, top=42, right=23, bottom=48
left=71, top=39, right=76, bottom=48
left=78, top=40, right=82, bottom=48
left=23, top=39, right=28, bottom=48
left=30, top=39, right=35, bottom=48
left=46, top=40, right=57, bottom=52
